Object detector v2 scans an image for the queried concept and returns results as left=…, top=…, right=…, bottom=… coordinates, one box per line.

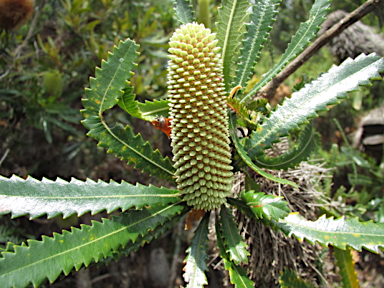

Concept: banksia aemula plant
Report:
left=167, top=22, right=233, bottom=211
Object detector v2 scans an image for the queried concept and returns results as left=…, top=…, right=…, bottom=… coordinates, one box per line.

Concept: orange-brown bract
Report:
left=0, top=0, right=34, bottom=31
left=167, top=23, right=233, bottom=211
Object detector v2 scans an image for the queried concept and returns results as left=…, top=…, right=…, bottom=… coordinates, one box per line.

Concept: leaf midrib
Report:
left=1, top=202, right=182, bottom=277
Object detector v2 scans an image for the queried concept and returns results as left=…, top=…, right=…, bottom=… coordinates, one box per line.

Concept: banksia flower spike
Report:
left=167, top=22, right=233, bottom=211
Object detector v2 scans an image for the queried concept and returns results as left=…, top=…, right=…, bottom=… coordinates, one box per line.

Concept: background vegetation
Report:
left=1, top=0, right=383, bottom=287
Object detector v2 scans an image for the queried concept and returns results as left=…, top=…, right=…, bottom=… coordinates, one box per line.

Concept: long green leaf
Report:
left=0, top=175, right=181, bottom=219
left=184, top=213, right=209, bottom=288
left=82, top=38, right=175, bottom=181
left=253, top=121, right=316, bottom=170
left=233, top=0, right=281, bottom=89
left=241, top=0, right=331, bottom=102
left=174, top=0, right=195, bottom=24
left=245, top=53, right=384, bottom=159
left=229, top=113, right=298, bottom=188
left=333, top=247, right=360, bottom=288
left=241, top=190, right=290, bottom=221
left=0, top=203, right=184, bottom=288
left=274, top=213, right=384, bottom=253
left=215, top=221, right=254, bottom=288
left=219, top=206, right=249, bottom=265
left=217, top=0, right=250, bottom=90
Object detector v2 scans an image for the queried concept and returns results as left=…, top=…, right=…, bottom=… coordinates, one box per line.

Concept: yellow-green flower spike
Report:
left=167, top=22, right=233, bottom=211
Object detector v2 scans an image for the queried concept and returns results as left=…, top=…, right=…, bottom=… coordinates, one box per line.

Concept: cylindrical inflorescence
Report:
left=167, top=22, right=233, bottom=211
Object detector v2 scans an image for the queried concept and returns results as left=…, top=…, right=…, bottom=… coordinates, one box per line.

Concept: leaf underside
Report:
left=274, top=213, right=384, bottom=253
left=81, top=38, right=175, bottom=181
left=242, top=0, right=331, bottom=102
left=184, top=213, right=210, bottom=288
left=0, top=203, right=184, bottom=288
left=0, top=175, right=181, bottom=219
left=245, top=53, right=384, bottom=160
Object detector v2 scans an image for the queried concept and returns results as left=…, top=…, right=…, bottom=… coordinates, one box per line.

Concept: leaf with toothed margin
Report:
left=0, top=203, right=184, bottom=288
left=183, top=213, right=209, bottom=287
left=218, top=206, right=249, bottom=265
left=241, top=0, right=331, bottom=102
left=174, top=0, right=195, bottom=24
left=232, top=0, right=281, bottom=90
left=0, top=175, right=181, bottom=220
left=81, top=38, right=175, bottom=181
left=271, top=213, right=384, bottom=253
left=217, top=0, right=250, bottom=90
left=245, top=53, right=384, bottom=159
left=215, top=221, right=254, bottom=288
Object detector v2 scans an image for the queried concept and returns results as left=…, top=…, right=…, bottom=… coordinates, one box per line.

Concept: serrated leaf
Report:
left=81, top=38, right=175, bottom=181
left=215, top=221, right=254, bottom=288
left=245, top=53, right=384, bottom=159
left=174, top=0, right=195, bottom=24
left=0, top=175, right=181, bottom=220
left=233, top=0, right=281, bottom=89
left=275, top=213, right=384, bottom=253
left=217, top=0, right=250, bottom=90
left=229, top=113, right=298, bottom=188
left=184, top=213, right=209, bottom=288
left=279, top=268, right=316, bottom=288
left=0, top=203, right=184, bottom=288
left=241, top=190, right=290, bottom=221
left=242, top=0, right=331, bottom=102
left=253, top=121, right=315, bottom=170
left=219, top=206, right=249, bottom=265
left=333, top=247, right=360, bottom=288
left=100, top=205, right=189, bottom=265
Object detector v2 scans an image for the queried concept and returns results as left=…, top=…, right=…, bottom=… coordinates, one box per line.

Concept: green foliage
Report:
left=232, top=0, right=281, bottom=89
left=216, top=221, right=255, bottom=287
left=81, top=38, right=175, bottom=181
left=241, top=190, right=290, bottom=221
left=273, top=213, right=384, bottom=253
left=218, top=207, right=249, bottom=265
left=241, top=0, right=331, bottom=102
left=183, top=213, right=210, bottom=287
left=217, top=0, right=250, bottom=90
left=1, top=0, right=384, bottom=287
left=0, top=203, right=184, bottom=287
left=174, top=0, right=196, bottom=25
left=334, top=247, right=360, bottom=288
left=0, top=175, right=181, bottom=219
left=245, top=54, right=384, bottom=160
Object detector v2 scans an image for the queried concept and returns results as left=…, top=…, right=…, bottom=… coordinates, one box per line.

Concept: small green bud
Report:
left=167, top=22, right=233, bottom=211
